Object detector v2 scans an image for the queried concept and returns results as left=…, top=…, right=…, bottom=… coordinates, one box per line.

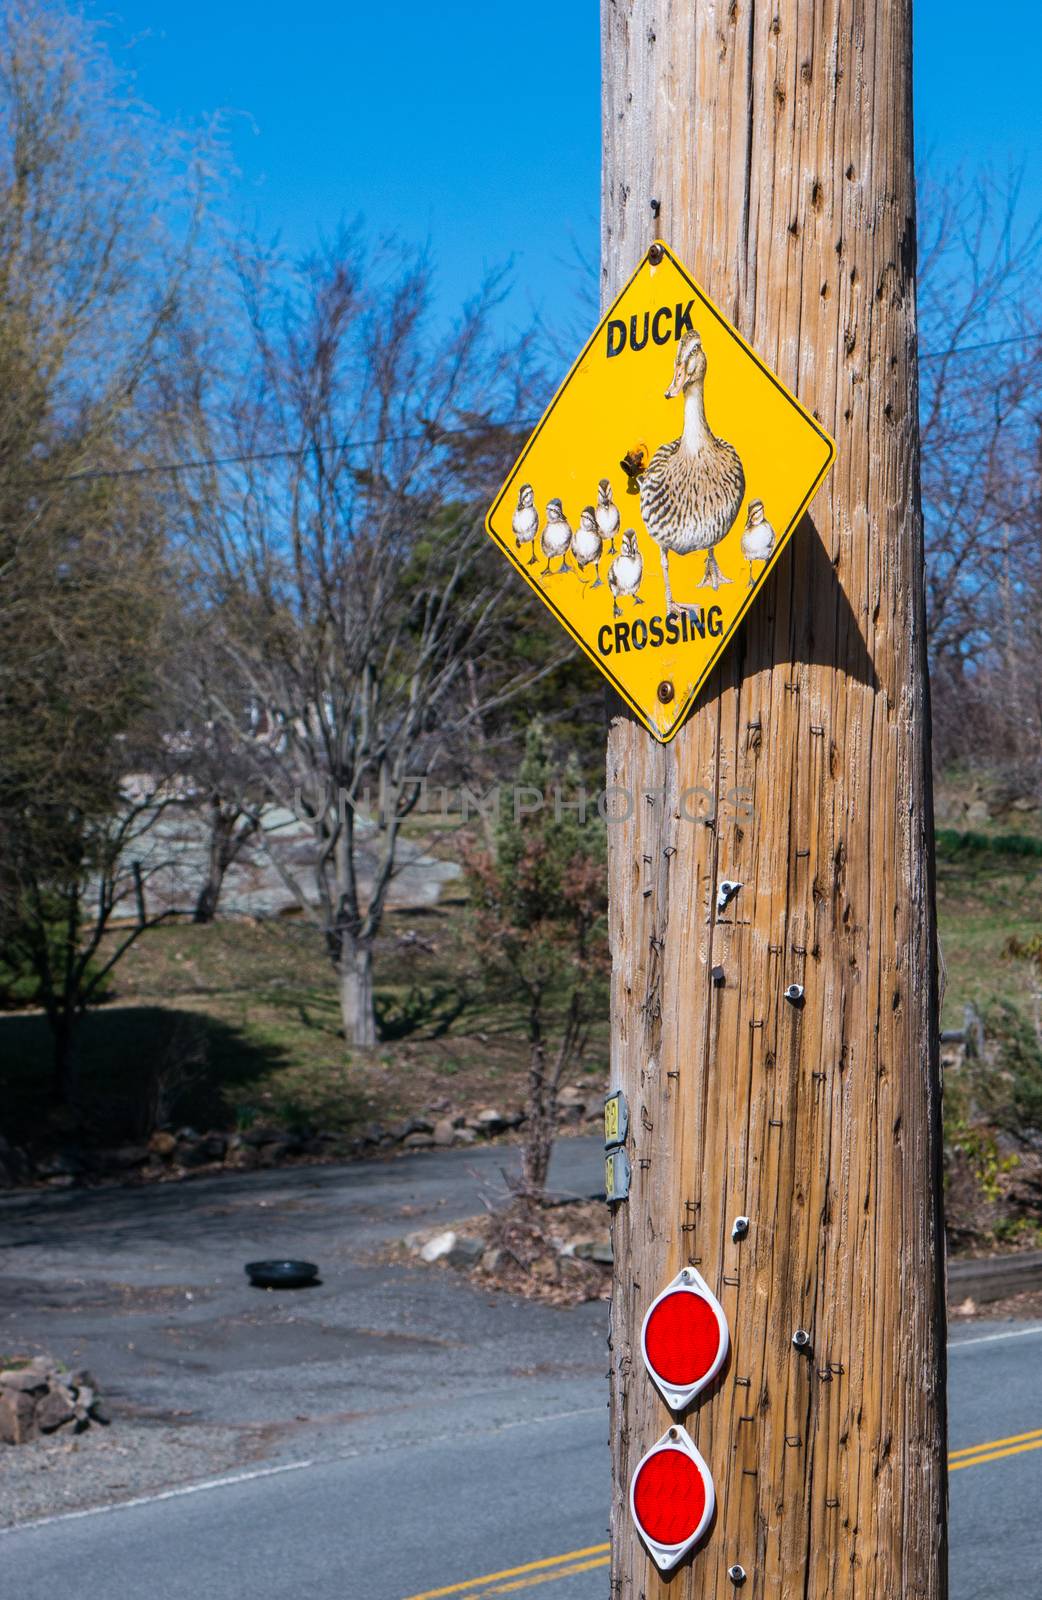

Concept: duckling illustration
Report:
left=540, top=498, right=573, bottom=576
left=608, top=529, right=644, bottom=618
left=638, top=331, right=745, bottom=612
left=595, top=478, right=621, bottom=555
left=512, top=483, right=539, bottom=565
left=740, top=499, right=776, bottom=587
left=573, top=506, right=604, bottom=589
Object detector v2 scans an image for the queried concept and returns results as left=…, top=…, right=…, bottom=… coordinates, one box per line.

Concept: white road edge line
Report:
left=0, top=1403, right=606, bottom=1538
left=949, top=1324, right=1042, bottom=1350
left=0, top=1458, right=316, bottom=1536
left=1, top=1330, right=1038, bottom=1540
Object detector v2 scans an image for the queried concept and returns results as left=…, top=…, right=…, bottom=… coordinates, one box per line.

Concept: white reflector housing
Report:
left=629, top=1424, right=716, bottom=1571
left=640, top=1266, right=729, bottom=1411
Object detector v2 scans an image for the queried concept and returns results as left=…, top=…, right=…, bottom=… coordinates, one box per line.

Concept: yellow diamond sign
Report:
left=485, top=241, right=836, bottom=742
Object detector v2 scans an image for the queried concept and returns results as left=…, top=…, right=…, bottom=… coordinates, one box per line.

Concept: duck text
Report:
left=605, top=300, right=696, bottom=358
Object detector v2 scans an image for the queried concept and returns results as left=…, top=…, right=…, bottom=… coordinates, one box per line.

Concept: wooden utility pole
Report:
left=603, top=4, right=948, bottom=1597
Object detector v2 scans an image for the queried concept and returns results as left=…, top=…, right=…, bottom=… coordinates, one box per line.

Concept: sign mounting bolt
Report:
left=732, top=1216, right=750, bottom=1241
left=785, top=983, right=805, bottom=1005
left=648, top=242, right=664, bottom=265
left=792, top=1328, right=812, bottom=1353
left=657, top=679, right=675, bottom=703
left=716, top=879, right=742, bottom=912
left=728, top=1565, right=748, bottom=1586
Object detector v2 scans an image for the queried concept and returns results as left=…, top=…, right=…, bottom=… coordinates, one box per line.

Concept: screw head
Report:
left=792, top=1328, right=812, bottom=1351
left=711, top=964, right=726, bottom=988
left=728, top=1565, right=747, bottom=1586
left=657, top=679, right=675, bottom=704
left=648, top=242, right=664, bottom=266
left=785, top=983, right=805, bottom=1004
left=732, top=1215, right=750, bottom=1241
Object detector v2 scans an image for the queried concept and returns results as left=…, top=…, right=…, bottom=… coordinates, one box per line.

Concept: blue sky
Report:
left=86, top=0, right=1040, bottom=336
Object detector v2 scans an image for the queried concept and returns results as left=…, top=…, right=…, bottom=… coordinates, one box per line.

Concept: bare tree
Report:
left=917, top=173, right=1042, bottom=680
left=0, top=1, right=214, bottom=1101
left=181, top=236, right=556, bottom=1047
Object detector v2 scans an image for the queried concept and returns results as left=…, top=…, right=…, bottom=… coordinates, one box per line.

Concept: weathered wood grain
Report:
left=602, top=3, right=948, bottom=1596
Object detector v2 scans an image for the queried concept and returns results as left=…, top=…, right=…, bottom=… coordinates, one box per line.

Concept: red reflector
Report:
left=632, top=1446, right=705, bottom=1547
left=639, top=1268, right=729, bottom=1410
left=644, top=1290, right=719, bottom=1386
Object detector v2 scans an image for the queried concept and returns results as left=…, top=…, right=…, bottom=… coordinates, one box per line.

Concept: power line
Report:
left=15, top=331, right=1041, bottom=491
left=20, top=418, right=531, bottom=491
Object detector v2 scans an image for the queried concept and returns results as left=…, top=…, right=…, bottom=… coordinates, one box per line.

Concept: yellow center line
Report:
left=463, top=1556, right=611, bottom=1598
left=950, top=1437, right=1042, bottom=1472
left=401, top=1426, right=1042, bottom=1600
left=399, top=1544, right=610, bottom=1600
left=950, top=1426, right=1042, bottom=1459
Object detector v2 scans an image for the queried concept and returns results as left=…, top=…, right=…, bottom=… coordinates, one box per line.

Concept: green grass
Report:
left=0, top=907, right=608, bottom=1151
left=936, top=834, right=1042, bottom=1031
left=2, top=809, right=1039, bottom=1153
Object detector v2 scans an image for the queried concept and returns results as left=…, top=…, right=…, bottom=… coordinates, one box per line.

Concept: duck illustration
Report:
left=740, top=499, right=776, bottom=587
left=573, top=506, right=604, bottom=589
left=512, top=483, right=539, bottom=565
left=595, top=478, right=621, bottom=555
left=608, top=529, right=644, bottom=618
left=638, top=331, right=745, bottom=611
left=540, top=498, right=573, bottom=576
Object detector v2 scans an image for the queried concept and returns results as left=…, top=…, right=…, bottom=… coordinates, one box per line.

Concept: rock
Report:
left=446, top=1235, right=484, bottom=1267
left=69, top=1368, right=98, bottom=1393
left=256, top=1138, right=299, bottom=1166
left=474, top=1108, right=507, bottom=1135
left=420, top=1230, right=458, bottom=1263
left=428, top=1096, right=450, bottom=1113
left=36, top=1149, right=86, bottom=1178
left=109, top=1145, right=150, bottom=1170
left=178, top=1142, right=220, bottom=1169
left=557, top=1103, right=585, bottom=1124
left=0, top=1389, right=36, bottom=1445
left=0, top=1136, right=30, bottom=1188
left=389, top=1117, right=434, bottom=1142
left=225, top=1145, right=260, bottom=1170
left=558, top=1085, right=587, bottom=1105
left=402, top=1132, right=435, bottom=1149
left=0, top=1369, right=48, bottom=1393
left=89, top=1400, right=111, bottom=1425
left=453, top=1127, right=478, bottom=1145
left=530, top=1255, right=559, bottom=1282
left=573, top=1238, right=614, bottom=1264
left=479, top=1247, right=505, bottom=1273
left=359, top=1122, right=385, bottom=1145
left=36, top=1388, right=75, bottom=1433
left=241, top=1125, right=284, bottom=1148
left=148, top=1132, right=177, bottom=1157
left=432, top=1119, right=456, bottom=1147
left=174, top=1127, right=199, bottom=1142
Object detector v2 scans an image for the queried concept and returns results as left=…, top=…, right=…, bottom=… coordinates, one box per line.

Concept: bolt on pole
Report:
left=602, top=3, right=948, bottom=1597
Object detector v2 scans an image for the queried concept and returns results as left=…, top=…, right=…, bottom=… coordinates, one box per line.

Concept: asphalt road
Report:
left=2, top=1141, right=1040, bottom=1597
